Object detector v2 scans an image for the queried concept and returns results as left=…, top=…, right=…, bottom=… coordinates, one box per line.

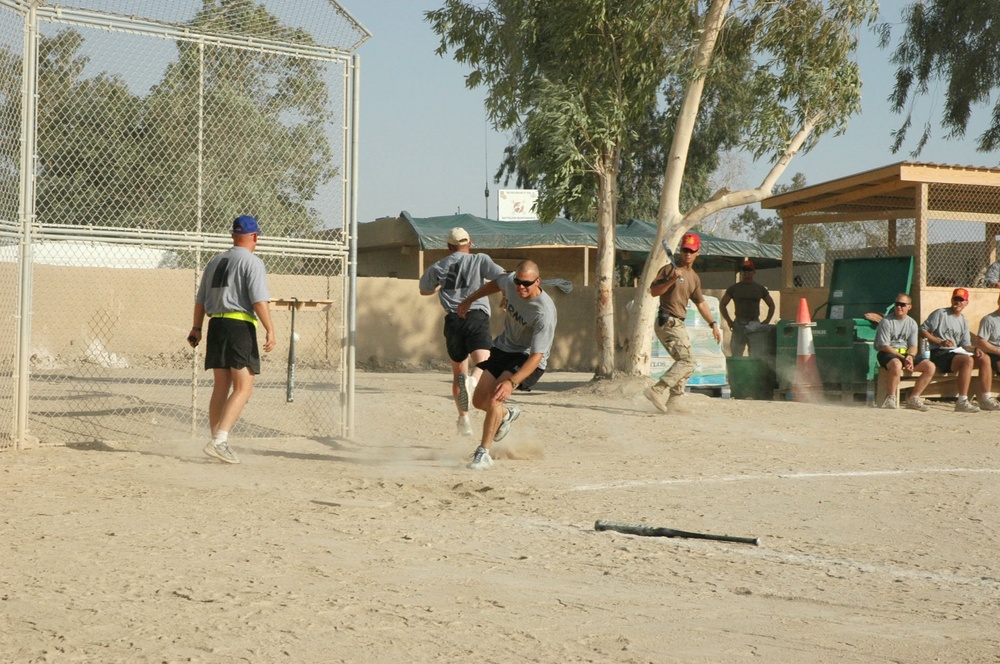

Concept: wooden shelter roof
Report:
left=760, top=162, right=1000, bottom=220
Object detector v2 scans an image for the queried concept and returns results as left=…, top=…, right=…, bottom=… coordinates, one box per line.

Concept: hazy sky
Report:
left=349, top=1, right=996, bottom=225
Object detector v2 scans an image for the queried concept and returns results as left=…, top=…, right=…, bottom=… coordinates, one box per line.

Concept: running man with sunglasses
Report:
left=644, top=232, right=722, bottom=414
left=456, top=260, right=557, bottom=470
left=874, top=293, right=936, bottom=410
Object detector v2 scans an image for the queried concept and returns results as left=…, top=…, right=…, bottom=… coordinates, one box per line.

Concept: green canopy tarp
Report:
left=368, top=211, right=824, bottom=270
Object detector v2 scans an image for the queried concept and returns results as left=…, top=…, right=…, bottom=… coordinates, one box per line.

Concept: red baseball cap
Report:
left=741, top=258, right=755, bottom=270
left=681, top=233, right=700, bottom=252
left=952, top=287, right=969, bottom=301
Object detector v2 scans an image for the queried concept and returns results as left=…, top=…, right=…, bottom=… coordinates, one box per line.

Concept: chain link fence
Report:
left=787, top=182, right=1000, bottom=295
left=0, top=1, right=368, bottom=450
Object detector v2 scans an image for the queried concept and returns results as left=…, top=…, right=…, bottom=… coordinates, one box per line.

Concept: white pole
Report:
left=192, top=40, right=205, bottom=439
left=14, top=2, right=39, bottom=449
left=346, top=54, right=360, bottom=439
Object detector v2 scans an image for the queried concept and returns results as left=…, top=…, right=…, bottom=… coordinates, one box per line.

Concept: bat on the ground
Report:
left=595, top=520, right=759, bottom=546
left=286, top=300, right=297, bottom=403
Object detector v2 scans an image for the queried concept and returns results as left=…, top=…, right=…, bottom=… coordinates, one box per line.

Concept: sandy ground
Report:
left=3, top=370, right=1000, bottom=663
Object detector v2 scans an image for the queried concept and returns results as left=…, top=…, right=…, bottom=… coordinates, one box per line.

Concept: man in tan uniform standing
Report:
left=719, top=258, right=775, bottom=356
left=644, top=232, right=722, bottom=413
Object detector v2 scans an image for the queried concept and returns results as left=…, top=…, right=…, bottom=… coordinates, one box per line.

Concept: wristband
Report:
left=191, top=326, right=201, bottom=331
left=509, top=378, right=519, bottom=390
left=709, top=321, right=718, bottom=327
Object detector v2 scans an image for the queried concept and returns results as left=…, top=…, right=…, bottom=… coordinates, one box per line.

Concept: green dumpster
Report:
left=727, top=356, right=776, bottom=400
left=776, top=256, right=914, bottom=395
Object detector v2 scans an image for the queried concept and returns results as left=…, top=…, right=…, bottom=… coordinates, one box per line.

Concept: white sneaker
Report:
left=457, top=373, right=476, bottom=412
left=468, top=445, right=493, bottom=470
left=456, top=414, right=473, bottom=436
left=881, top=395, right=897, bottom=409
left=493, top=405, right=521, bottom=442
left=979, top=396, right=1000, bottom=411
left=955, top=399, right=981, bottom=413
left=203, top=440, right=240, bottom=464
left=905, top=396, right=930, bottom=412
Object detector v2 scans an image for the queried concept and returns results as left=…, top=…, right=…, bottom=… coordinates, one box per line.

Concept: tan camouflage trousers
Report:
left=650, top=316, right=694, bottom=398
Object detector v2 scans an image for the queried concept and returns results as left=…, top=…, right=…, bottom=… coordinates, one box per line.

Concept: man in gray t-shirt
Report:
left=920, top=287, right=991, bottom=412
left=975, top=291, right=1000, bottom=410
left=456, top=260, right=558, bottom=470
left=873, top=293, right=935, bottom=410
left=419, top=227, right=505, bottom=436
left=189, top=215, right=277, bottom=464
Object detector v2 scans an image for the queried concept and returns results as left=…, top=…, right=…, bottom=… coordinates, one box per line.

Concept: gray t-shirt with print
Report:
left=875, top=314, right=918, bottom=351
left=493, top=272, right=558, bottom=369
left=978, top=311, right=1000, bottom=346
left=420, top=251, right=505, bottom=314
left=920, top=307, right=970, bottom=349
left=196, top=246, right=270, bottom=319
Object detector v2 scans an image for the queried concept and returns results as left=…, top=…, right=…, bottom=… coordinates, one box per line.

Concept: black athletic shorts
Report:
left=443, top=310, right=493, bottom=363
left=877, top=351, right=905, bottom=369
left=477, top=347, right=545, bottom=392
left=929, top=348, right=959, bottom=374
left=204, top=317, right=261, bottom=374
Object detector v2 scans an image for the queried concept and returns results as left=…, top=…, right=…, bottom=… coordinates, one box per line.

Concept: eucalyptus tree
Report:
left=623, top=0, right=878, bottom=373
left=427, top=0, right=745, bottom=378
left=429, top=0, right=878, bottom=376
left=884, top=0, right=1000, bottom=155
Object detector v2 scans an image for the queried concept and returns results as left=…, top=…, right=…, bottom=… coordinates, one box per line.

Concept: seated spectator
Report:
left=974, top=291, right=1000, bottom=410
left=875, top=294, right=935, bottom=410
left=919, top=288, right=993, bottom=413
left=985, top=259, right=1000, bottom=288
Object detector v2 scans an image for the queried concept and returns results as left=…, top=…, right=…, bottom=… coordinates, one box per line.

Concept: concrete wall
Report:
left=356, top=277, right=784, bottom=371
left=15, top=266, right=930, bottom=374
left=15, top=265, right=340, bottom=369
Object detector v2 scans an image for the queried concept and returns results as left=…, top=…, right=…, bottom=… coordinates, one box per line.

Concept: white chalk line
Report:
left=731, top=545, right=1000, bottom=593
left=521, top=517, right=1000, bottom=593
left=572, top=467, right=1000, bottom=492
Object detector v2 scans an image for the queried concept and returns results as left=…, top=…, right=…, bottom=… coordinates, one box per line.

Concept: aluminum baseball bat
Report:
left=595, top=520, right=759, bottom=546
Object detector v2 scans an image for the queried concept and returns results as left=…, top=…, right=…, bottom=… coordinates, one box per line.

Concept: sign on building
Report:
left=498, top=189, right=539, bottom=221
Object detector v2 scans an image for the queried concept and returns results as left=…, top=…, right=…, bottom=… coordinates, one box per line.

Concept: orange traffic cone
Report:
left=792, top=297, right=822, bottom=403
left=796, top=297, right=811, bottom=325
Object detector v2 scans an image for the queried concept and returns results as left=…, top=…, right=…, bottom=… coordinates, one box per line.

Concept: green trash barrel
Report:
left=727, top=356, right=776, bottom=400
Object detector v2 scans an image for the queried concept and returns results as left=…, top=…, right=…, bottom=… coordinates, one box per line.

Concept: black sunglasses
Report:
left=680, top=248, right=697, bottom=254
left=894, top=301, right=910, bottom=307
left=740, top=267, right=754, bottom=272
left=513, top=277, right=537, bottom=288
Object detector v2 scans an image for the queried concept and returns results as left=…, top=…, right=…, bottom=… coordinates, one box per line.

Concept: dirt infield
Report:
left=2, top=371, right=999, bottom=662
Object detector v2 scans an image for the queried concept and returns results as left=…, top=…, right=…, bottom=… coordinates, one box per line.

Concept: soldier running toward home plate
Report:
left=419, top=227, right=505, bottom=435
left=456, top=260, right=557, bottom=470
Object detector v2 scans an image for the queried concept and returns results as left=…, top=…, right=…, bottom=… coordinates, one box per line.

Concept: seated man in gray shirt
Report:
left=874, top=293, right=935, bottom=410
left=919, top=287, right=993, bottom=412
left=975, top=291, right=1000, bottom=410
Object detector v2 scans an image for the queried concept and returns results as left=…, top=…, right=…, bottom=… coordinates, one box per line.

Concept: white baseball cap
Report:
left=447, top=227, right=471, bottom=245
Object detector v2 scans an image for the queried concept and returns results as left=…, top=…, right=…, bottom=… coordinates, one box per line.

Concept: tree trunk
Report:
left=623, top=0, right=732, bottom=376
left=594, top=157, right=618, bottom=378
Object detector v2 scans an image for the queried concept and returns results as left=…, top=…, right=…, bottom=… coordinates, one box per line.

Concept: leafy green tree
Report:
left=0, top=0, right=336, bottom=237
left=31, top=30, right=150, bottom=228
left=146, top=0, right=337, bottom=235
left=431, top=0, right=877, bottom=376
left=428, top=0, right=748, bottom=377
left=884, top=0, right=1000, bottom=155
left=624, top=0, right=878, bottom=375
